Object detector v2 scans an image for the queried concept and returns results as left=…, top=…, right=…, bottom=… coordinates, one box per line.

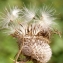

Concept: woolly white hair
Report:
left=36, top=6, right=56, bottom=32
left=0, top=6, right=21, bottom=28
left=0, top=5, right=56, bottom=36
left=22, top=7, right=35, bottom=21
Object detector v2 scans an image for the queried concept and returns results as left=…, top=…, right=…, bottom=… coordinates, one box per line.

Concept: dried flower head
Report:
left=0, top=5, right=58, bottom=63
left=21, top=37, right=52, bottom=63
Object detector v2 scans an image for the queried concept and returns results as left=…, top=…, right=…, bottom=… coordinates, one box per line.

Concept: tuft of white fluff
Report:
left=37, top=6, right=56, bottom=32
left=0, top=7, right=21, bottom=28
left=5, top=23, right=26, bottom=35
left=0, top=5, right=56, bottom=36
left=20, top=6, right=36, bottom=23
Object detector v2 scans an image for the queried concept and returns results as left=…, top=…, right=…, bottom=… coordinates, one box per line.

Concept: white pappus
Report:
left=0, top=5, right=56, bottom=36
left=0, top=6, right=21, bottom=28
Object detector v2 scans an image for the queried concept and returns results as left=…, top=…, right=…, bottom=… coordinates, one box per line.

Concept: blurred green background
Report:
left=0, top=0, right=63, bottom=63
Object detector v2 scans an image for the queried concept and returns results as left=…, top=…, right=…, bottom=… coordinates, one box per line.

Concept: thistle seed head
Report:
left=0, top=5, right=58, bottom=63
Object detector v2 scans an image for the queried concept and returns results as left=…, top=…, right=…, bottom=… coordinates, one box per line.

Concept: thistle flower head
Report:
left=0, top=5, right=59, bottom=63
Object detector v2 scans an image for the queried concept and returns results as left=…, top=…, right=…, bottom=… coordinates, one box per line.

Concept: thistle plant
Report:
left=0, top=5, right=60, bottom=63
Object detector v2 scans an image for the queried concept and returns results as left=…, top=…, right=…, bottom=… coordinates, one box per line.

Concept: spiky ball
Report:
left=22, top=36, right=52, bottom=63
